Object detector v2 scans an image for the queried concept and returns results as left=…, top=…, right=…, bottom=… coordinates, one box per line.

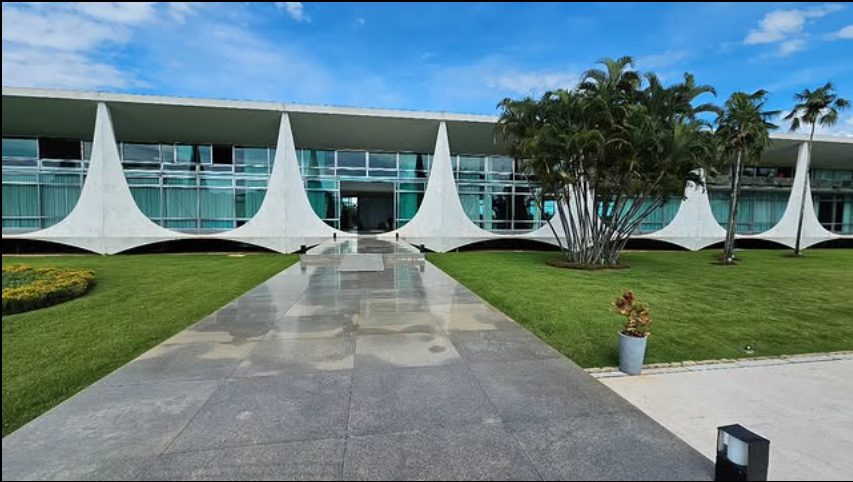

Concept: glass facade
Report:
left=2, top=137, right=88, bottom=232
left=710, top=190, right=790, bottom=234
left=597, top=197, right=680, bottom=234
left=4, top=132, right=850, bottom=239
left=812, top=169, right=853, bottom=234
left=298, top=150, right=430, bottom=230
left=121, top=143, right=271, bottom=232
left=453, top=155, right=551, bottom=233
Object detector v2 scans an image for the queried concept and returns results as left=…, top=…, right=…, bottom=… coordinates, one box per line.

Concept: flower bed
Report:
left=2, top=265, right=96, bottom=315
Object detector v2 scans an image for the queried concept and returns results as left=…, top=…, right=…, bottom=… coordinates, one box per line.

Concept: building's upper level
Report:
left=4, top=86, right=852, bottom=166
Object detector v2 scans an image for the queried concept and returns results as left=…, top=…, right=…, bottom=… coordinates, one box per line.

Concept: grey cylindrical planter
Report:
left=619, top=332, right=648, bottom=376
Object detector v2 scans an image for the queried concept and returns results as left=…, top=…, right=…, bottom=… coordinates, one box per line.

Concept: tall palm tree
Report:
left=716, top=91, right=780, bottom=264
left=784, top=82, right=850, bottom=256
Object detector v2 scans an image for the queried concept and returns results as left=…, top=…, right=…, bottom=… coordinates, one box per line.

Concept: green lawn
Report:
left=2, top=254, right=297, bottom=438
left=429, top=250, right=853, bottom=368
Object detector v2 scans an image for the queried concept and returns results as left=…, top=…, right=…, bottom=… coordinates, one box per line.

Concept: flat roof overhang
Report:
left=2, top=87, right=851, bottom=164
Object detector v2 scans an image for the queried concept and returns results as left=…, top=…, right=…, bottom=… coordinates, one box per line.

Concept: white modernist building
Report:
left=2, top=87, right=852, bottom=254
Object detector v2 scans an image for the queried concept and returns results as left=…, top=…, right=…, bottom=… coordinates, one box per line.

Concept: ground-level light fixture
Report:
left=715, top=424, right=770, bottom=481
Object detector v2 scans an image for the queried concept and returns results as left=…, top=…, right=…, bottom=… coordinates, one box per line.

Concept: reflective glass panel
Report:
left=123, top=143, right=161, bottom=163
left=2, top=138, right=38, bottom=158
left=338, top=151, right=366, bottom=169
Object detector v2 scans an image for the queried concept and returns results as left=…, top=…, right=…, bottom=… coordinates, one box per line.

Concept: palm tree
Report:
left=784, top=82, right=850, bottom=256
left=716, top=91, right=780, bottom=264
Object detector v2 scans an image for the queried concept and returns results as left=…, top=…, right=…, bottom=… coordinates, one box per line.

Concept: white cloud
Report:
left=73, top=2, right=157, bottom=24
left=827, top=24, right=853, bottom=39
left=425, top=56, right=581, bottom=113
left=778, top=39, right=806, bottom=56
left=167, top=2, right=200, bottom=23
left=275, top=2, right=308, bottom=22
left=2, top=47, right=132, bottom=90
left=744, top=4, right=843, bottom=45
left=635, top=50, right=689, bottom=70
left=355, top=17, right=366, bottom=28
left=2, top=6, right=121, bottom=51
left=1, top=2, right=199, bottom=90
left=485, top=71, right=579, bottom=96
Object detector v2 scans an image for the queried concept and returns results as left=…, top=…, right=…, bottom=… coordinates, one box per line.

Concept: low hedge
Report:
left=2, top=265, right=96, bottom=315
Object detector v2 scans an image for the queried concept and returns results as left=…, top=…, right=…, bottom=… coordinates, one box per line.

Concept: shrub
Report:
left=612, top=290, right=651, bottom=338
left=2, top=265, right=96, bottom=315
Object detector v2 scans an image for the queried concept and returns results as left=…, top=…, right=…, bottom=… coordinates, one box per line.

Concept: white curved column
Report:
left=383, top=121, right=495, bottom=252
left=216, top=113, right=348, bottom=253
left=640, top=170, right=727, bottom=251
left=17, top=102, right=184, bottom=254
left=751, top=142, right=836, bottom=248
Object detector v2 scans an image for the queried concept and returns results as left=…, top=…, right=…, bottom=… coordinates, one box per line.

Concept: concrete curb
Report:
left=587, top=351, right=853, bottom=379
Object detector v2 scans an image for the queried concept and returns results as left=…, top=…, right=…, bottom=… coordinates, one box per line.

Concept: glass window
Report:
left=200, top=188, right=235, bottom=220
left=3, top=138, right=38, bottom=158
left=161, top=144, right=175, bottom=164
left=235, top=147, right=269, bottom=166
left=399, top=153, right=428, bottom=171
left=459, top=156, right=486, bottom=172
left=544, top=200, right=557, bottom=218
left=488, top=171, right=513, bottom=181
left=82, top=141, right=93, bottom=160
left=338, top=169, right=366, bottom=178
left=399, top=182, right=426, bottom=192
left=369, top=152, right=397, bottom=170
left=338, top=151, right=366, bottom=169
left=123, top=143, right=160, bottom=163
left=490, top=156, right=514, bottom=173
left=398, top=192, right=424, bottom=221
left=236, top=189, right=266, bottom=219
left=307, top=180, right=337, bottom=190
left=369, top=170, right=396, bottom=178
left=303, top=150, right=335, bottom=169
left=514, top=194, right=537, bottom=223
left=175, top=145, right=196, bottom=164
left=198, top=145, right=213, bottom=164
left=130, top=187, right=161, bottom=220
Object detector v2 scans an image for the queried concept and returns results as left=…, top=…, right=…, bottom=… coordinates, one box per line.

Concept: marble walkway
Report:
left=2, top=239, right=713, bottom=481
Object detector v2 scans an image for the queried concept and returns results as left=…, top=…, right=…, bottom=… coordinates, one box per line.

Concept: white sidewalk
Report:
left=601, top=357, right=853, bottom=481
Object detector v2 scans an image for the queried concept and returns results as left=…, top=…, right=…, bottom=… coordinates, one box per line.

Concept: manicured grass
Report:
left=429, top=250, right=853, bottom=368
left=2, top=254, right=297, bottom=438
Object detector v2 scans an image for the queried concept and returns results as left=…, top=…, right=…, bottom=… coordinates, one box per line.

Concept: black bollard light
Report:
left=715, top=425, right=770, bottom=481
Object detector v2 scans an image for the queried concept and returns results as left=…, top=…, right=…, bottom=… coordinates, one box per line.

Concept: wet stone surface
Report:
left=2, top=239, right=713, bottom=481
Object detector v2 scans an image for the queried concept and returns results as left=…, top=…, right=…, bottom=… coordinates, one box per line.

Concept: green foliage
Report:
left=716, top=90, right=779, bottom=160
left=2, top=268, right=49, bottom=290
left=2, top=266, right=96, bottom=315
left=715, top=90, right=780, bottom=264
left=784, top=82, right=850, bottom=255
left=497, top=56, right=721, bottom=266
left=784, top=82, right=851, bottom=134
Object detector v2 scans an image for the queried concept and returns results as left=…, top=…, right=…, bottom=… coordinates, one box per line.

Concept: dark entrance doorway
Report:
left=340, top=181, right=395, bottom=233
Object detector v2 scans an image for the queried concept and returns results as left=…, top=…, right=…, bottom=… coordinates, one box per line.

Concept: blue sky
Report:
left=2, top=2, right=852, bottom=134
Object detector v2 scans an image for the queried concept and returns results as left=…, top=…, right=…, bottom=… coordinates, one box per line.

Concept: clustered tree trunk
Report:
left=549, top=176, right=669, bottom=266
left=724, top=150, right=744, bottom=263
left=498, top=57, right=719, bottom=268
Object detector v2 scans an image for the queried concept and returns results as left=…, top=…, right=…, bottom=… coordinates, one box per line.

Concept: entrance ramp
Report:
left=301, top=237, right=424, bottom=269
